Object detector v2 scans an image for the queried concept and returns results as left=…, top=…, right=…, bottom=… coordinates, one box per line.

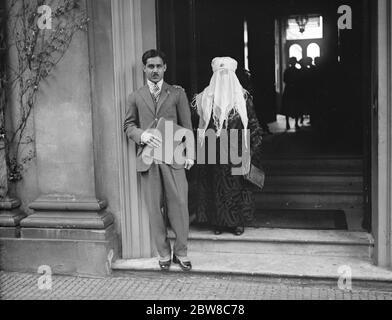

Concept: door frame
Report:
left=112, top=0, right=392, bottom=269
left=372, top=0, right=392, bottom=268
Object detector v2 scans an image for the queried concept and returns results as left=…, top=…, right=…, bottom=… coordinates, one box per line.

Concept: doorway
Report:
left=157, top=0, right=372, bottom=232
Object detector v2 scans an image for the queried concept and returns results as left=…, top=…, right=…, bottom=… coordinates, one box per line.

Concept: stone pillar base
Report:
left=0, top=224, right=119, bottom=276
left=0, top=198, right=27, bottom=238
left=21, top=195, right=114, bottom=230
left=0, top=195, right=120, bottom=276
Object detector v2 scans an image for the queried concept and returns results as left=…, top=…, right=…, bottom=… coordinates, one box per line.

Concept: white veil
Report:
left=193, top=57, right=248, bottom=146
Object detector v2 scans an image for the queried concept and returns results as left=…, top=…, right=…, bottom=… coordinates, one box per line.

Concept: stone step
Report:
left=264, top=175, right=363, bottom=187
left=254, top=209, right=364, bottom=232
left=260, top=158, right=363, bottom=175
left=252, top=209, right=349, bottom=230
left=266, top=171, right=363, bottom=177
left=261, top=183, right=363, bottom=195
left=254, top=193, right=364, bottom=210
left=168, top=228, right=373, bottom=259
left=111, top=250, right=392, bottom=283
left=253, top=175, right=364, bottom=196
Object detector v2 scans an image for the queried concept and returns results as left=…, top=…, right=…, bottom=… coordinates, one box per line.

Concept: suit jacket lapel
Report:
left=140, top=85, right=156, bottom=115
left=156, top=82, right=170, bottom=115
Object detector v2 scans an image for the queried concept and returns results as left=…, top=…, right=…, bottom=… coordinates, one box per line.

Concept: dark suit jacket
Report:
left=124, top=82, right=194, bottom=172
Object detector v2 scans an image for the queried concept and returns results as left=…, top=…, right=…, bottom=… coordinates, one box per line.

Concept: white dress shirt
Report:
left=147, top=79, right=164, bottom=95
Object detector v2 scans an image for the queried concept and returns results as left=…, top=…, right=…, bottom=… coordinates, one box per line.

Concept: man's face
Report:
left=144, top=56, right=167, bottom=83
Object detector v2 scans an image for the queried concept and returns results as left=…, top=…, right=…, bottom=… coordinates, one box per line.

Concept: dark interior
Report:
left=157, top=0, right=373, bottom=231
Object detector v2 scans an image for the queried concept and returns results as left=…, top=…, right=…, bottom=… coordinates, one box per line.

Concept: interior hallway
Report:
left=263, top=115, right=363, bottom=156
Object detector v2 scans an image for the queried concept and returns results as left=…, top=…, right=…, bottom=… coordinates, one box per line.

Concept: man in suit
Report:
left=124, top=49, right=194, bottom=271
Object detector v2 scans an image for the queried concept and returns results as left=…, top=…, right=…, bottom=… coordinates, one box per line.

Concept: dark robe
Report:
left=188, top=95, right=263, bottom=229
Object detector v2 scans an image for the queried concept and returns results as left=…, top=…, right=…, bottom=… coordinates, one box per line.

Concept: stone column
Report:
left=110, top=0, right=156, bottom=259
left=8, top=0, right=118, bottom=276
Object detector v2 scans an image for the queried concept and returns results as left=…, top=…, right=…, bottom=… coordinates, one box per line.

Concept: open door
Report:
left=247, top=1, right=278, bottom=123
left=362, top=0, right=376, bottom=232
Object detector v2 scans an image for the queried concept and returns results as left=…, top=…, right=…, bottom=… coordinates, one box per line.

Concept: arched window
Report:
left=289, top=44, right=303, bottom=62
left=307, top=43, right=321, bottom=62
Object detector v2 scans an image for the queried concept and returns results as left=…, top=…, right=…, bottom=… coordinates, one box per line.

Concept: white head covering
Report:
left=193, top=57, right=248, bottom=145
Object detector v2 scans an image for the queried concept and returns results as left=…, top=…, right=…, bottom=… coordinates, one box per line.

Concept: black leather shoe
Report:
left=214, top=228, right=223, bottom=235
left=159, top=259, right=171, bottom=271
left=173, top=255, right=192, bottom=272
left=233, top=226, right=244, bottom=236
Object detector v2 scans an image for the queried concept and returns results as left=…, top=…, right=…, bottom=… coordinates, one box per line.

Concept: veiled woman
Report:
left=188, top=57, right=263, bottom=236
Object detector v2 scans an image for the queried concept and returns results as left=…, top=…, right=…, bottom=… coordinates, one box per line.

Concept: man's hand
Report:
left=141, top=132, right=162, bottom=149
left=185, top=159, right=194, bottom=170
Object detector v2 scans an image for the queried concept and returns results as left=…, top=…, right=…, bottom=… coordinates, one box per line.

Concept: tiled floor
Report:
left=1, top=271, right=392, bottom=300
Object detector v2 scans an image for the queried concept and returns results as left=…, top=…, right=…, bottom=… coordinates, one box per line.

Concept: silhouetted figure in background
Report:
left=297, top=57, right=315, bottom=127
left=314, top=56, right=323, bottom=72
left=312, top=56, right=327, bottom=132
left=281, top=57, right=301, bottom=130
left=304, top=56, right=316, bottom=125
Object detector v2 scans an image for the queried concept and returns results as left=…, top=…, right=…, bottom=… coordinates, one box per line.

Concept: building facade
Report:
left=0, top=0, right=391, bottom=276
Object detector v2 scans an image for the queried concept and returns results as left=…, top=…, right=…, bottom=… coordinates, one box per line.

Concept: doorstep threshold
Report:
left=112, top=252, right=392, bottom=283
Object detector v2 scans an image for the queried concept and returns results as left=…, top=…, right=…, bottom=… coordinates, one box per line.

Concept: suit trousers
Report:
left=141, top=162, right=189, bottom=258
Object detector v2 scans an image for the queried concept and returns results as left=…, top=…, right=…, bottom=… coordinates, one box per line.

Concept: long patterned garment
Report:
left=188, top=95, right=264, bottom=229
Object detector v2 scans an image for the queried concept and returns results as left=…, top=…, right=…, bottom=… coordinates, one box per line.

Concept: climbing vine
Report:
left=0, top=0, right=88, bottom=190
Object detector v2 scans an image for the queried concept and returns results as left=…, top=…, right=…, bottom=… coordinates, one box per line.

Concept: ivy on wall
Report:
left=0, top=0, right=88, bottom=199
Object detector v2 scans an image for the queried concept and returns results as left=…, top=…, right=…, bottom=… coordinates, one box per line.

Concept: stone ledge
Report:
left=0, top=198, right=21, bottom=210
left=0, top=198, right=27, bottom=238
left=170, top=228, right=373, bottom=246
left=21, top=224, right=116, bottom=241
left=0, top=227, right=21, bottom=239
left=0, top=226, right=120, bottom=277
left=21, top=195, right=114, bottom=230
left=0, top=209, right=27, bottom=228
left=29, top=195, right=108, bottom=211
left=112, top=251, right=392, bottom=283
left=20, top=211, right=114, bottom=230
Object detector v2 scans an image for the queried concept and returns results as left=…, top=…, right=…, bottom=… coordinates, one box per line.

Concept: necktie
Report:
left=152, top=83, right=161, bottom=103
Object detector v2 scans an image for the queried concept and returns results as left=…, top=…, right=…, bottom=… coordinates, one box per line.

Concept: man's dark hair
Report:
left=142, top=49, right=167, bottom=65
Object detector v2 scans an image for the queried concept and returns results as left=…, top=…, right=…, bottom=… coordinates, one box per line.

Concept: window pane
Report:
left=286, top=16, right=323, bottom=40
left=307, top=43, right=321, bottom=61
left=289, top=44, right=303, bottom=62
